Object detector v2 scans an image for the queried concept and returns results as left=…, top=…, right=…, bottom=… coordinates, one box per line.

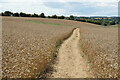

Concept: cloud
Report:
left=43, top=2, right=118, bottom=16
left=41, top=0, right=119, bottom=2
left=0, top=1, right=66, bottom=16
left=0, top=0, right=119, bottom=3
left=0, top=0, right=118, bottom=16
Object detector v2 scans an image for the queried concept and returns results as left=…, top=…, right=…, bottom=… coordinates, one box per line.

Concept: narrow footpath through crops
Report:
left=48, top=28, right=93, bottom=78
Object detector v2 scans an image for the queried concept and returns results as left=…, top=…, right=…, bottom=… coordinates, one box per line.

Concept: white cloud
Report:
left=96, top=3, right=108, bottom=7
left=111, top=4, right=118, bottom=7
left=0, top=0, right=119, bottom=3
left=96, top=2, right=118, bottom=7
left=0, top=1, right=66, bottom=16
left=0, top=0, right=42, bottom=3
left=41, top=0, right=119, bottom=2
left=0, top=0, right=118, bottom=16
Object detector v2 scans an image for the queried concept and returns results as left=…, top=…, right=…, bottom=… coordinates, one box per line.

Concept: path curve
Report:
left=49, top=28, right=93, bottom=78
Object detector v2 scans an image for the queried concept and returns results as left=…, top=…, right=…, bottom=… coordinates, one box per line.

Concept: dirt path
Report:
left=49, top=28, right=93, bottom=78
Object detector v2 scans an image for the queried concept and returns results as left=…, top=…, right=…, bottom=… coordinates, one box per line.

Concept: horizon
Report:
left=1, top=11, right=118, bottom=17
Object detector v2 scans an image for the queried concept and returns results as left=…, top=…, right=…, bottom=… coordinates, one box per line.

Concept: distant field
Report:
left=106, top=25, right=118, bottom=28
left=99, top=25, right=118, bottom=28
left=2, top=17, right=118, bottom=78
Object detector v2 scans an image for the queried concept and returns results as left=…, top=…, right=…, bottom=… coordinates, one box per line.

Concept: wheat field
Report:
left=2, top=17, right=75, bottom=78
left=80, top=26, right=118, bottom=78
left=2, top=17, right=119, bottom=78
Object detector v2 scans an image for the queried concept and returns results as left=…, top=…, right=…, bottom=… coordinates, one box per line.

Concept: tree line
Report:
left=1, top=11, right=45, bottom=18
left=75, top=18, right=118, bottom=26
left=0, top=11, right=76, bottom=20
left=0, top=11, right=66, bottom=19
left=0, top=11, right=118, bottom=26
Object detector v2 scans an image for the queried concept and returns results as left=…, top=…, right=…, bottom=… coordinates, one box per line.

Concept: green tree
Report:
left=40, top=13, right=45, bottom=18
left=20, top=12, right=27, bottom=17
left=57, top=15, right=65, bottom=19
left=33, top=13, right=39, bottom=17
left=13, top=13, right=19, bottom=17
left=69, top=15, right=74, bottom=20
left=48, top=16, right=51, bottom=18
left=0, top=12, right=4, bottom=16
left=4, top=11, right=13, bottom=16
left=51, top=15, right=57, bottom=18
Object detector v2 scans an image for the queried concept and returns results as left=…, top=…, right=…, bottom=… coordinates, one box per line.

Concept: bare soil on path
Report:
left=49, top=28, right=93, bottom=78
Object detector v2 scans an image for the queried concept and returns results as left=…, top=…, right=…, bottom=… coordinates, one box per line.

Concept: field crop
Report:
left=2, top=17, right=75, bottom=78
left=80, top=26, right=118, bottom=78
left=26, top=20, right=72, bottom=27
left=2, top=16, right=119, bottom=78
left=0, top=16, right=2, bottom=79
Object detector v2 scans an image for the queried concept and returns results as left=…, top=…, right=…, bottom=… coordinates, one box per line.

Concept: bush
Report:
left=76, top=19, right=86, bottom=22
left=109, top=21, right=116, bottom=25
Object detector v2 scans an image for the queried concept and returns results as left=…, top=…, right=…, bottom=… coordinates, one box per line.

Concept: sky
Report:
left=0, top=0, right=119, bottom=16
